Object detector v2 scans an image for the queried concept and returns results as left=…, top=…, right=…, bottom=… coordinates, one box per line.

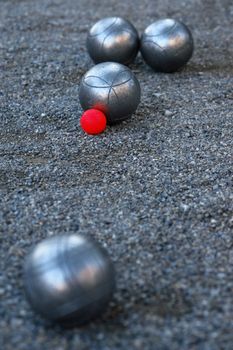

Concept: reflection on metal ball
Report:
left=79, top=62, right=141, bottom=124
left=24, top=234, right=115, bottom=325
left=87, top=17, right=139, bottom=65
left=140, top=19, right=194, bottom=72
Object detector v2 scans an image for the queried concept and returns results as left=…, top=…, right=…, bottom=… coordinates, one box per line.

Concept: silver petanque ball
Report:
left=140, top=19, right=194, bottom=73
left=79, top=62, right=141, bottom=124
left=87, top=17, right=139, bottom=65
left=23, top=234, right=115, bottom=325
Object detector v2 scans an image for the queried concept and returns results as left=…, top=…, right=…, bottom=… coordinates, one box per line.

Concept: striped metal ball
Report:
left=87, top=17, right=139, bottom=65
left=24, top=234, right=115, bottom=325
left=141, top=19, right=194, bottom=72
left=79, top=62, right=141, bottom=124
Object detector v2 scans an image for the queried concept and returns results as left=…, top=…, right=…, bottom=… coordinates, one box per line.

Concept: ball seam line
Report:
left=144, top=22, right=177, bottom=37
left=89, top=17, right=119, bottom=38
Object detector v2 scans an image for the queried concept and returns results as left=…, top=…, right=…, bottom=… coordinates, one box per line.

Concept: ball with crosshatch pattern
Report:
left=87, top=17, right=139, bottom=65
left=140, top=19, right=194, bottom=72
left=24, top=234, right=115, bottom=325
left=79, top=62, right=141, bottom=124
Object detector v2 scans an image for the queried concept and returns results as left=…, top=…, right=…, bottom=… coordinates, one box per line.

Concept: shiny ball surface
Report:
left=24, top=234, right=115, bottom=325
left=79, top=62, right=141, bottom=124
left=87, top=17, right=139, bottom=65
left=140, top=19, right=194, bottom=72
left=80, top=109, right=107, bottom=135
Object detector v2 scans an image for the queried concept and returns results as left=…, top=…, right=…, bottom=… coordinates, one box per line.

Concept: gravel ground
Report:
left=0, top=0, right=233, bottom=349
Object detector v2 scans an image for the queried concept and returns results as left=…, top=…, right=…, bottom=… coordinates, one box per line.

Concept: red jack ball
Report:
left=80, top=109, right=107, bottom=135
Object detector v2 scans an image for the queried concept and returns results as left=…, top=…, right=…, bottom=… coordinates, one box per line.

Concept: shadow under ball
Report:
left=140, top=19, right=194, bottom=73
left=87, top=17, right=139, bottom=65
left=24, top=234, right=115, bottom=325
left=79, top=62, right=141, bottom=124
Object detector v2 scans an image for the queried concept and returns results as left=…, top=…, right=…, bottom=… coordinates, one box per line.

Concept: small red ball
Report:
left=80, top=109, right=107, bottom=135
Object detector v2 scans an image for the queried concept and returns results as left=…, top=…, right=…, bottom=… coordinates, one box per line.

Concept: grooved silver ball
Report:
left=87, top=17, right=139, bottom=65
left=140, top=19, right=194, bottom=72
left=23, top=234, right=115, bottom=325
left=79, top=62, right=141, bottom=124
